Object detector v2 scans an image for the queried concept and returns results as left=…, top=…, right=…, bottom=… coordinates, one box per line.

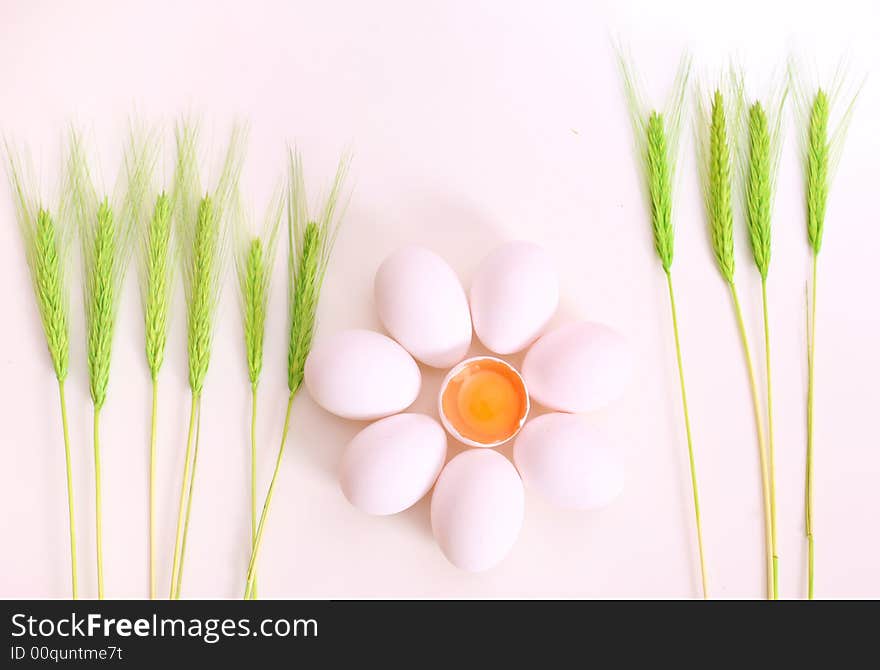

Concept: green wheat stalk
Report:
left=127, top=122, right=170, bottom=599
left=618, top=50, right=708, bottom=599
left=242, top=149, right=350, bottom=600
left=67, top=128, right=136, bottom=599
left=169, top=120, right=246, bottom=599
left=5, top=143, right=78, bottom=598
left=67, top=129, right=134, bottom=599
left=737, top=77, right=787, bottom=600
left=234, top=185, right=284, bottom=599
left=790, top=60, right=860, bottom=599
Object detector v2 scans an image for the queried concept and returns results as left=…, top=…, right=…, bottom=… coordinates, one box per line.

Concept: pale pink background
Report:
left=1, top=0, right=879, bottom=599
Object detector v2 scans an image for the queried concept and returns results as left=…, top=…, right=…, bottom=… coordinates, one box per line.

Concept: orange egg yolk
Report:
left=441, top=358, right=528, bottom=445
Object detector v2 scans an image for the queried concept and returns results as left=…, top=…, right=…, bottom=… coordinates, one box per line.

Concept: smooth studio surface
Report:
left=1, top=0, right=879, bottom=598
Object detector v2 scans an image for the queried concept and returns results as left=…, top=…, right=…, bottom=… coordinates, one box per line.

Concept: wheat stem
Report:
left=760, top=277, right=779, bottom=599
left=244, top=393, right=295, bottom=600
left=806, top=252, right=818, bottom=599
left=665, top=272, right=708, bottom=599
left=169, top=392, right=198, bottom=598
left=250, top=384, right=259, bottom=600
left=56, top=379, right=78, bottom=599
left=729, top=284, right=774, bottom=598
left=93, top=406, right=104, bottom=599
left=149, top=378, right=158, bottom=599
left=174, top=395, right=202, bottom=599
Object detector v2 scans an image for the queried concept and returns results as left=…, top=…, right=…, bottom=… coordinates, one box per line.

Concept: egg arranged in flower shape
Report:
left=304, top=242, right=632, bottom=572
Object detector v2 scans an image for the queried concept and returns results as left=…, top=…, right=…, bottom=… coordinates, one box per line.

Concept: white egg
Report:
left=513, top=413, right=624, bottom=510
left=375, top=246, right=471, bottom=368
left=430, top=449, right=524, bottom=572
left=522, top=321, right=631, bottom=413
left=340, top=413, right=447, bottom=515
left=305, top=329, right=421, bottom=420
left=469, top=241, right=559, bottom=355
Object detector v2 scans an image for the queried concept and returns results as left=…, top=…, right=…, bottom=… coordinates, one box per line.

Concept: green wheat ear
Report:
left=806, top=90, right=829, bottom=253
left=287, top=149, right=350, bottom=393
left=145, top=192, right=173, bottom=377
left=243, top=238, right=267, bottom=383
left=67, top=129, right=134, bottom=409
left=746, top=103, right=772, bottom=277
left=708, top=91, right=735, bottom=281
left=790, top=61, right=861, bottom=254
left=6, top=146, right=71, bottom=379
left=236, top=188, right=284, bottom=386
left=34, top=209, right=71, bottom=377
left=645, top=112, right=674, bottom=271
left=736, top=77, right=786, bottom=280
left=619, top=51, right=690, bottom=274
left=187, top=195, right=219, bottom=394
left=86, top=199, right=118, bottom=408
left=125, top=123, right=171, bottom=380
left=176, top=121, right=247, bottom=395
left=696, top=86, right=736, bottom=283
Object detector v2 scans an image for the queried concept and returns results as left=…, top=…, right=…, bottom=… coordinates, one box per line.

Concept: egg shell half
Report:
left=513, top=413, right=624, bottom=510
left=469, top=241, right=559, bottom=355
left=522, top=321, right=631, bottom=413
left=430, top=449, right=524, bottom=572
left=304, top=329, right=421, bottom=420
left=340, top=413, right=447, bottom=515
left=375, top=246, right=472, bottom=368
